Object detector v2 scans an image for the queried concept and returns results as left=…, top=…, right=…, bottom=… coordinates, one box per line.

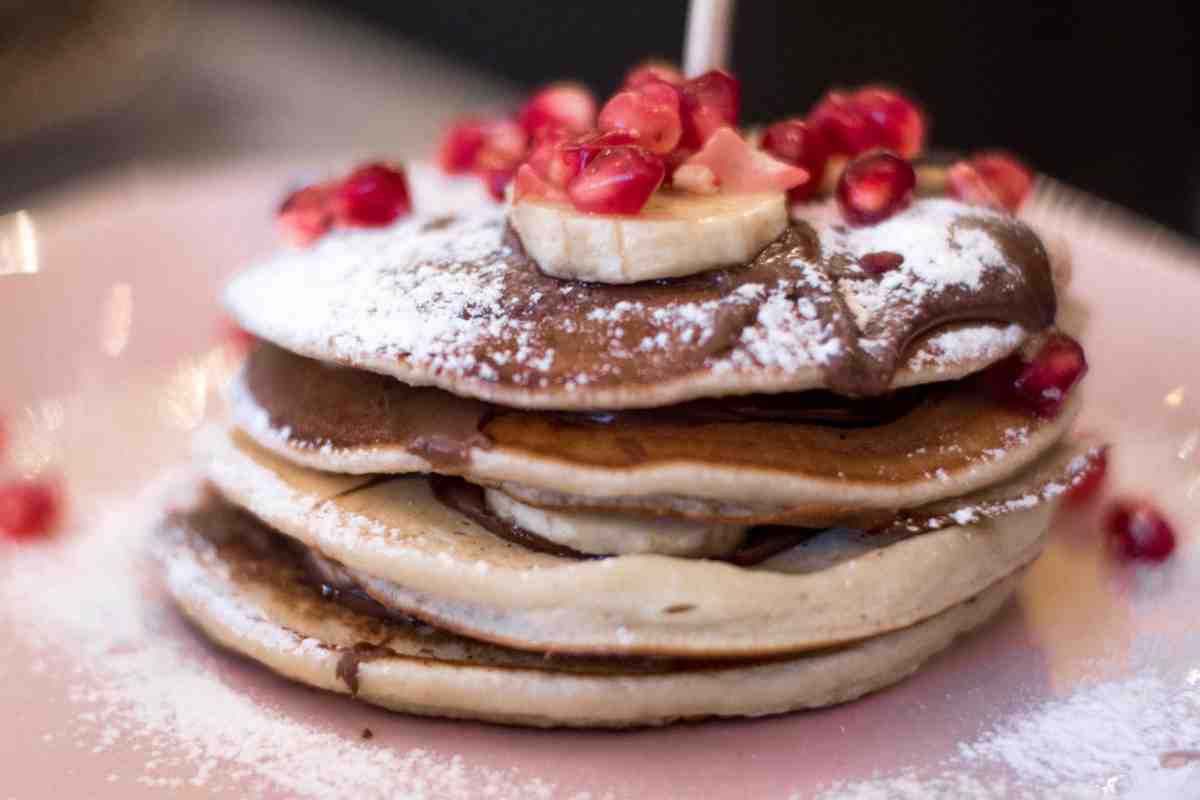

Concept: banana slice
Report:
left=508, top=190, right=787, bottom=284
left=484, top=488, right=747, bottom=557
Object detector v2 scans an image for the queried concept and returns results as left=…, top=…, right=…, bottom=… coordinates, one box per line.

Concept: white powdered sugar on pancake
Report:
left=226, top=168, right=1050, bottom=408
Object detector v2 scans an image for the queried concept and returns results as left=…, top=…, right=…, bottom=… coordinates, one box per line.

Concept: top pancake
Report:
left=225, top=168, right=1056, bottom=410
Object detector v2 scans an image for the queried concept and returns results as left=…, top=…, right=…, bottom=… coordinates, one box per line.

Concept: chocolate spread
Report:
left=423, top=215, right=1055, bottom=397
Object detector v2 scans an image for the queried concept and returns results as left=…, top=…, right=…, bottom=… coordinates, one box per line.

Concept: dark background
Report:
left=2, top=0, right=1196, bottom=238
left=322, top=0, right=1200, bottom=236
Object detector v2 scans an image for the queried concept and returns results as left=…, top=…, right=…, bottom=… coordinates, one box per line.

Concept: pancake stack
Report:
left=158, top=146, right=1100, bottom=726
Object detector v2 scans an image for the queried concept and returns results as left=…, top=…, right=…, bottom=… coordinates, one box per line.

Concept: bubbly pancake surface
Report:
left=225, top=185, right=1054, bottom=409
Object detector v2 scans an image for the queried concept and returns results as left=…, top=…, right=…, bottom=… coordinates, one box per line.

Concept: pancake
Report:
left=158, top=500, right=1021, bottom=727
left=225, top=174, right=1056, bottom=410
left=200, top=427, right=1078, bottom=657
left=229, top=341, right=1080, bottom=522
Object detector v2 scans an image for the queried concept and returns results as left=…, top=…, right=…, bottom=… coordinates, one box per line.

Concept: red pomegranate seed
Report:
left=679, top=127, right=809, bottom=193
left=973, top=152, right=1034, bottom=211
left=276, top=184, right=333, bottom=246
left=836, top=152, right=916, bottom=225
left=761, top=118, right=830, bottom=202
left=1106, top=500, right=1177, bottom=562
left=1014, top=335, right=1088, bottom=417
left=474, top=118, right=528, bottom=171
left=808, top=91, right=874, bottom=157
left=333, top=163, right=412, bottom=227
left=1065, top=448, right=1108, bottom=504
left=859, top=251, right=905, bottom=274
left=559, top=130, right=639, bottom=174
left=624, top=60, right=684, bottom=89
left=947, top=162, right=1005, bottom=210
left=566, top=146, right=665, bottom=215
left=518, top=82, right=597, bottom=138
left=0, top=479, right=61, bottom=540
left=438, top=117, right=488, bottom=174
left=851, top=87, right=926, bottom=158
left=598, top=81, right=684, bottom=155
left=678, top=70, right=741, bottom=149
left=982, top=334, right=1088, bottom=418
left=810, top=87, right=925, bottom=158
left=948, top=153, right=1034, bottom=212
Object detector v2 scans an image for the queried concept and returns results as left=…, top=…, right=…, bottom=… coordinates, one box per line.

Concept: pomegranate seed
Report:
left=982, top=334, right=1088, bottom=418
left=624, top=60, right=684, bottom=89
left=808, top=91, right=874, bottom=157
left=973, top=152, right=1034, bottom=211
left=679, top=127, right=809, bottom=193
left=518, top=82, right=596, bottom=138
left=859, top=251, right=904, bottom=274
left=333, top=163, right=412, bottom=227
left=851, top=87, right=926, bottom=158
left=474, top=118, right=528, bottom=171
left=761, top=118, right=830, bottom=202
left=559, top=130, right=639, bottom=175
left=1066, top=448, right=1108, bottom=504
left=1106, top=500, right=1177, bottom=562
left=276, top=184, right=334, bottom=246
left=598, top=81, right=684, bottom=155
left=948, top=153, right=1034, bottom=213
left=566, top=146, right=665, bottom=215
left=947, top=162, right=1006, bottom=210
left=678, top=70, right=741, bottom=149
left=810, top=87, right=925, bottom=158
left=0, top=479, right=61, bottom=540
left=438, top=117, right=488, bottom=174
left=836, top=151, right=916, bottom=225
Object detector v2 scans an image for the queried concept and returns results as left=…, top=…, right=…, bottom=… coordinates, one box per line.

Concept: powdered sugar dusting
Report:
left=226, top=176, right=1048, bottom=406
left=0, top=476, right=582, bottom=799
left=816, top=670, right=1200, bottom=799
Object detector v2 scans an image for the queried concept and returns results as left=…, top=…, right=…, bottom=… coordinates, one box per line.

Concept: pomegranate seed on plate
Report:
left=276, top=184, right=334, bottom=246
left=513, top=164, right=567, bottom=203
left=678, top=69, right=741, bottom=149
left=981, top=334, right=1088, bottom=418
left=333, top=163, right=412, bottom=227
left=836, top=151, right=916, bottom=225
left=809, top=91, right=873, bottom=157
left=1065, top=448, right=1107, bottom=504
left=1106, top=500, right=1176, bottom=562
left=859, top=251, right=904, bottom=274
left=624, top=60, right=684, bottom=89
left=598, top=81, right=683, bottom=155
left=438, top=117, right=489, bottom=174
left=566, top=146, right=665, bottom=215
left=474, top=118, right=528, bottom=171
left=0, top=479, right=61, bottom=540
left=518, top=82, right=597, bottom=138
left=679, top=127, right=809, bottom=193
left=761, top=118, right=830, bottom=202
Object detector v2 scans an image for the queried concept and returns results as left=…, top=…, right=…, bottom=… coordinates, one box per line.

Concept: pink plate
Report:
left=2, top=164, right=1199, bottom=799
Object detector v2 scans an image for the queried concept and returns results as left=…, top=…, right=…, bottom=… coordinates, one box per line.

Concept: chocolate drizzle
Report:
left=335, top=642, right=394, bottom=695
left=473, top=204, right=1056, bottom=398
